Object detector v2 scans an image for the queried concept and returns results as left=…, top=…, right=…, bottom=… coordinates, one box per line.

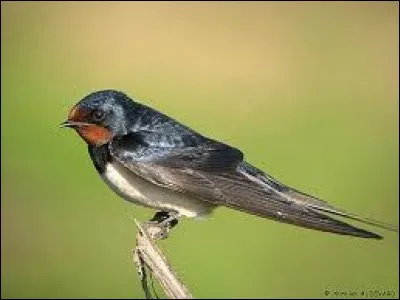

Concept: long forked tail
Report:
left=235, top=162, right=398, bottom=239
left=288, top=188, right=399, bottom=232
left=226, top=191, right=385, bottom=239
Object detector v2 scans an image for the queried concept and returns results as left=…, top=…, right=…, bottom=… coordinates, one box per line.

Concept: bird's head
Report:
left=61, top=90, right=135, bottom=146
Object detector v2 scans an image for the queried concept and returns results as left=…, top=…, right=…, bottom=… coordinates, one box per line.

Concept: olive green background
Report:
left=1, top=2, right=398, bottom=298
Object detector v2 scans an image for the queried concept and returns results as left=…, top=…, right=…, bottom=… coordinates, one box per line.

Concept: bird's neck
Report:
left=88, top=144, right=112, bottom=173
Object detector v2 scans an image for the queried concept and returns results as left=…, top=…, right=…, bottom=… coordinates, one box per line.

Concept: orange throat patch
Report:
left=76, top=124, right=112, bottom=146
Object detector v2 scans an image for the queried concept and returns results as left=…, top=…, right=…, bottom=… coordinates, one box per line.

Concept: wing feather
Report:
left=109, top=134, right=391, bottom=239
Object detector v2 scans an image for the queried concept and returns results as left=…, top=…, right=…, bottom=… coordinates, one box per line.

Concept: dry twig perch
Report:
left=133, top=219, right=193, bottom=299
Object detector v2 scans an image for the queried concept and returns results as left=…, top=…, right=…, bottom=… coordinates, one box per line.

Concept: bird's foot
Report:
left=144, top=211, right=180, bottom=240
left=150, top=211, right=179, bottom=228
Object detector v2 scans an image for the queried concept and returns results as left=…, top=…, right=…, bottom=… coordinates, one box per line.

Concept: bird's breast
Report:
left=100, top=160, right=215, bottom=218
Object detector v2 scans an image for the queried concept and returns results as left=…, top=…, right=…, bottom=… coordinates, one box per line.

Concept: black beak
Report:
left=59, top=120, right=88, bottom=128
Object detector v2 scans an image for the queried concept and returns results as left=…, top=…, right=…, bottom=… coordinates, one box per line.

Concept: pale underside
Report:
left=102, top=160, right=216, bottom=218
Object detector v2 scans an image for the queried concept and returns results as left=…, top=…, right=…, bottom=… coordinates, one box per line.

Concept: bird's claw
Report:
left=145, top=211, right=180, bottom=240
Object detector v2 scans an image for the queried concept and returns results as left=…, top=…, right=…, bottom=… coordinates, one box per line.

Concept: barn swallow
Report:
left=61, top=89, right=397, bottom=239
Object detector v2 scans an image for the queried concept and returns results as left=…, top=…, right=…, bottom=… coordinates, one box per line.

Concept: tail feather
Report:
left=236, top=161, right=398, bottom=239
left=223, top=189, right=384, bottom=239
left=287, top=188, right=399, bottom=233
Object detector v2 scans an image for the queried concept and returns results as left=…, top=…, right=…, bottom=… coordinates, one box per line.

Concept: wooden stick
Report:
left=133, top=219, right=193, bottom=299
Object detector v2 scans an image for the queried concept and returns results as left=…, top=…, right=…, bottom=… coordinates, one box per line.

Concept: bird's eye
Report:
left=92, top=110, right=105, bottom=122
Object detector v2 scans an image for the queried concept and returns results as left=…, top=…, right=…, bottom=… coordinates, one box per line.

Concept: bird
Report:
left=61, top=89, right=397, bottom=239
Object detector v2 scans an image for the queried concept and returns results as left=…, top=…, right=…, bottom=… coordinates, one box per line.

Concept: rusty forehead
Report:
left=68, top=105, right=91, bottom=122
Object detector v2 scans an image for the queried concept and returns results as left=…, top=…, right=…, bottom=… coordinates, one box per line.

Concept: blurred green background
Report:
left=1, top=1, right=398, bottom=298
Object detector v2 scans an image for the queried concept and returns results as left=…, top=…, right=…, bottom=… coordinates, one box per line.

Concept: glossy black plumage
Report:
left=63, top=89, right=398, bottom=239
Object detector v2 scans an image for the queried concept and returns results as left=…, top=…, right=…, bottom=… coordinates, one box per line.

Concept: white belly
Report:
left=101, top=160, right=215, bottom=218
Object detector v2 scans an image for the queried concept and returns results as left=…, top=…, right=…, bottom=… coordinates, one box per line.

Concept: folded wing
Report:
left=110, top=133, right=396, bottom=239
